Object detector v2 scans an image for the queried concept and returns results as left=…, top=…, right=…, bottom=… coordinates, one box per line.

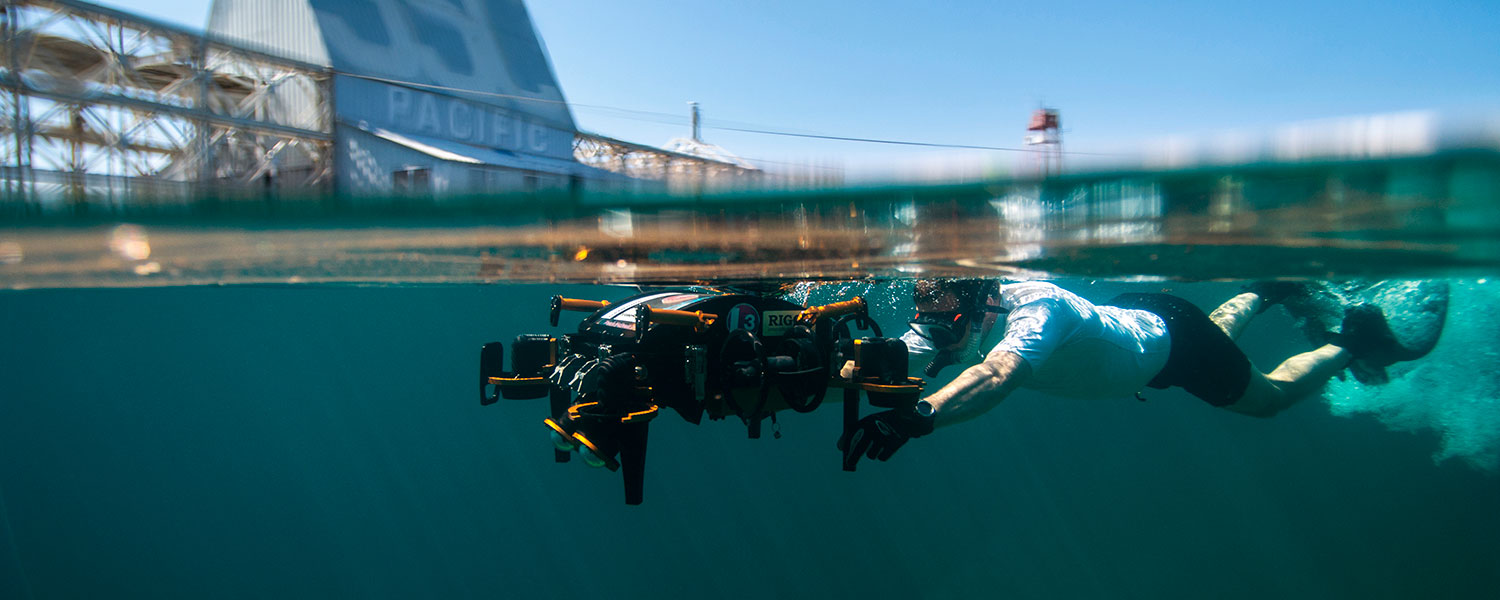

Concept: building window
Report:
left=393, top=167, right=431, bottom=196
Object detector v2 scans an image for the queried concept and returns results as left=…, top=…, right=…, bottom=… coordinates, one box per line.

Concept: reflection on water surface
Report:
left=1, top=150, right=1497, bottom=288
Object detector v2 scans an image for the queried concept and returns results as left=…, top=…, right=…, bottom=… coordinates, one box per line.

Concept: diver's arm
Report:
left=924, top=351, right=1031, bottom=428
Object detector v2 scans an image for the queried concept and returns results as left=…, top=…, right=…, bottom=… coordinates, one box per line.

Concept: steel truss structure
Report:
left=1, top=0, right=761, bottom=212
left=1, top=0, right=332, bottom=212
left=574, top=131, right=759, bottom=191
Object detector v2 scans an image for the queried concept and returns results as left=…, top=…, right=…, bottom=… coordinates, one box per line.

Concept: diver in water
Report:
left=838, top=279, right=1426, bottom=469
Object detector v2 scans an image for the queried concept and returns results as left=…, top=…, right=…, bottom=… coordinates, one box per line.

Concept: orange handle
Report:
left=798, top=296, right=866, bottom=325
left=558, top=298, right=609, bottom=312
left=646, top=308, right=717, bottom=332
left=551, top=296, right=611, bottom=326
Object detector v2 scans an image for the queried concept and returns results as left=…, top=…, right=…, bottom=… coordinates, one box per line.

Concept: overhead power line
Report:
left=709, top=126, right=1120, bottom=156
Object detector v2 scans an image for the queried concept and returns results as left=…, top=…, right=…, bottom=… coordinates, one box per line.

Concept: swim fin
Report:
left=1243, top=280, right=1313, bottom=313
left=1332, top=304, right=1413, bottom=367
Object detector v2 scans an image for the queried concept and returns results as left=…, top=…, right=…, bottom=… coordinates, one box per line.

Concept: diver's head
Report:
left=914, top=278, right=994, bottom=313
left=909, top=279, right=999, bottom=352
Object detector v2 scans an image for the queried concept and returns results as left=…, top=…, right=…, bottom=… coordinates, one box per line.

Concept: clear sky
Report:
left=95, top=0, right=1500, bottom=174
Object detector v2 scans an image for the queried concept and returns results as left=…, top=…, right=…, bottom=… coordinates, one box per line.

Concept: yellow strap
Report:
left=489, top=375, right=547, bottom=386
left=620, top=405, right=660, bottom=424
left=829, top=376, right=925, bottom=393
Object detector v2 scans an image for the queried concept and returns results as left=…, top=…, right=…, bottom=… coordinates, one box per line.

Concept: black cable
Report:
left=335, top=70, right=1123, bottom=157
left=711, top=125, right=1120, bottom=156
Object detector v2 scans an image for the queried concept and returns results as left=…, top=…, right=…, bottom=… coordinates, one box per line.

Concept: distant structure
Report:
left=1, top=0, right=758, bottom=213
left=1, top=0, right=334, bottom=210
left=206, top=0, right=758, bottom=198
left=661, top=103, right=757, bottom=169
left=573, top=102, right=759, bottom=192
left=1025, top=108, right=1062, bottom=177
left=205, top=0, right=608, bottom=199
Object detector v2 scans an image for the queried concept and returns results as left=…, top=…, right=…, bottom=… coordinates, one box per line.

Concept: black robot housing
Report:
left=478, top=287, right=926, bottom=505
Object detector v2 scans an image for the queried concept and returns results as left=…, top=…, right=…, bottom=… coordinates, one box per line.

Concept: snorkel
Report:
left=908, top=311, right=979, bottom=376
left=906, top=279, right=1006, bottom=377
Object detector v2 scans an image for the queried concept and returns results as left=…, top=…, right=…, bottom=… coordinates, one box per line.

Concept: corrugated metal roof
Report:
left=208, top=0, right=574, bottom=130
left=207, top=0, right=329, bottom=66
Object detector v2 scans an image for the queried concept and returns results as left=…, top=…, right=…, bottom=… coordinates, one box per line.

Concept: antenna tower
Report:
left=1025, top=108, right=1062, bottom=176
left=689, top=101, right=702, bottom=142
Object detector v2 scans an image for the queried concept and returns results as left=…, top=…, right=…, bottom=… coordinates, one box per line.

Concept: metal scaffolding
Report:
left=1, top=0, right=333, bottom=211
left=574, top=130, right=759, bottom=191
left=0, top=0, right=764, bottom=213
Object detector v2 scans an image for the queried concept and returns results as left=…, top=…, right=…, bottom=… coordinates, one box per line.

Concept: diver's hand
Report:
left=838, top=406, right=935, bottom=470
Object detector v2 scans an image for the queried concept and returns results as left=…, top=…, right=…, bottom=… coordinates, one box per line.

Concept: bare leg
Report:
left=1209, top=292, right=1263, bottom=341
left=1212, top=285, right=1352, bottom=417
left=1223, top=345, right=1351, bottom=417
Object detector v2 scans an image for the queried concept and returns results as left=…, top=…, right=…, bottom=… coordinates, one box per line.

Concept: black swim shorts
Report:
left=1107, top=293, right=1251, bottom=407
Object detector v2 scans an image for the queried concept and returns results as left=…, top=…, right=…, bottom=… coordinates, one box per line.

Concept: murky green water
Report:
left=2, top=279, right=1497, bottom=598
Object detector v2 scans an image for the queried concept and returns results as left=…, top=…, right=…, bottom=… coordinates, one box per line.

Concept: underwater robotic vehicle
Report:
left=478, top=287, right=926, bottom=505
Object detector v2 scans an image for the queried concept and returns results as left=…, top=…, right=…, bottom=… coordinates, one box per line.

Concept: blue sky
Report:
left=97, top=0, right=1500, bottom=173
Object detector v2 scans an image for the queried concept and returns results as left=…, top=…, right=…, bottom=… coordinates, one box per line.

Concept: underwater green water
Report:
left=2, top=279, right=1497, bottom=598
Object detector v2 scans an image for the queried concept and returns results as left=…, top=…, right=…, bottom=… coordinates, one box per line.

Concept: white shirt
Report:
left=989, top=282, right=1171, bottom=399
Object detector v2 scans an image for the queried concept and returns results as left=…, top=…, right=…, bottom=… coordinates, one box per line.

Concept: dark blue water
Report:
left=2, top=281, right=1497, bottom=598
